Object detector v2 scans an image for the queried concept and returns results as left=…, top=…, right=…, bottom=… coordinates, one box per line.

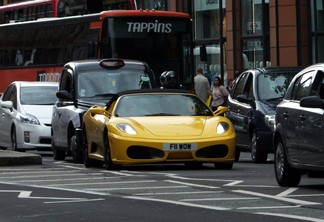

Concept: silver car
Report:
left=0, top=81, right=58, bottom=151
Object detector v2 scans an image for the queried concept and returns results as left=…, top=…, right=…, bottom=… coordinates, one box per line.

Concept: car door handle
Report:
left=299, top=115, right=306, bottom=121
left=283, top=112, right=289, bottom=118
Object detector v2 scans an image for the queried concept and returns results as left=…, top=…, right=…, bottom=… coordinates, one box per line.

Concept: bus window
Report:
left=0, top=10, right=193, bottom=93
left=101, top=16, right=193, bottom=89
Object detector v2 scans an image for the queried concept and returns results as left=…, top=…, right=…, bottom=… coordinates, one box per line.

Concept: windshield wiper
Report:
left=91, top=93, right=116, bottom=98
left=265, top=96, right=283, bottom=102
left=145, top=113, right=180, bottom=116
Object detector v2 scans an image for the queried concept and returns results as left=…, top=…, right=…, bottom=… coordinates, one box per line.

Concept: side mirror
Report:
left=0, top=100, right=13, bottom=110
left=300, top=96, right=324, bottom=109
left=237, top=94, right=256, bottom=109
left=89, top=106, right=105, bottom=116
left=56, top=90, right=72, bottom=100
left=214, top=106, right=228, bottom=116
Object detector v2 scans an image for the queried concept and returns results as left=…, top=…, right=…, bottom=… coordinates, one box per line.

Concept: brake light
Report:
left=100, top=59, right=125, bottom=69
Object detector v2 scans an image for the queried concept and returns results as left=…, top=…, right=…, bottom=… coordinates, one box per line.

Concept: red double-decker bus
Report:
left=0, top=9, right=194, bottom=92
left=0, top=0, right=136, bottom=23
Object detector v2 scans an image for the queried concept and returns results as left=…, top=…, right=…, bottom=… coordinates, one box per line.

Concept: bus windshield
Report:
left=101, top=16, right=193, bottom=89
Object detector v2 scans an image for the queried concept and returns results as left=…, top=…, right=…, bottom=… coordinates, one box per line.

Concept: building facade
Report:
left=1, top=0, right=323, bottom=83
left=193, top=0, right=324, bottom=84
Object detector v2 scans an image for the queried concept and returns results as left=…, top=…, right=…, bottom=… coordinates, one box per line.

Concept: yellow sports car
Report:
left=81, top=89, right=236, bottom=169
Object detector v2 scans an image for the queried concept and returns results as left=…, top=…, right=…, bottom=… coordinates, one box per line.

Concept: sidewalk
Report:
left=0, top=150, right=42, bottom=166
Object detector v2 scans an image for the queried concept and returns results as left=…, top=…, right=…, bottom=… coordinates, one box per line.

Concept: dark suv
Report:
left=51, top=59, right=156, bottom=162
left=226, top=67, right=302, bottom=162
left=274, top=63, right=324, bottom=186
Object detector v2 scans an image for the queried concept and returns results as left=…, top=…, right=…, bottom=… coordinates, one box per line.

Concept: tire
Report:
left=103, top=135, right=118, bottom=170
left=82, top=130, right=101, bottom=168
left=70, top=135, right=83, bottom=163
left=52, top=143, right=66, bottom=161
left=234, top=148, right=240, bottom=162
left=274, top=138, right=301, bottom=187
left=10, top=126, right=18, bottom=151
left=251, top=131, right=267, bottom=163
left=51, top=132, right=66, bottom=160
left=214, top=162, right=233, bottom=170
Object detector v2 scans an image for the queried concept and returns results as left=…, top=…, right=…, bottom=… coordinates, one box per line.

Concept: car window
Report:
left=312, top=70, right=324, bottom=99
left=9, top=86, right=18, bottom=109
left=77, top=70, right=153, bottom=98
left=232, top=72, right=249, bottom=99
left=59, top=69, right=73, bottom=93
left=20, top=86, right=58, bottom=105
left=244, top=74, right=253, bottom=98
left=1, top=84, right=14, bottom=101
left=115, top=94, right=213, bottom=117
left=291, top=71, right=313, bottom=101
left=257, top=72, right=295, bottom=101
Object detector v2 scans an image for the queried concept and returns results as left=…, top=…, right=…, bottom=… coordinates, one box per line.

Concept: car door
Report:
left=298, top=70, right=324, bottom=166
left=0, top=84, right=16, bottom=145
left=286, top=71, right=314, bottom=163
left=227, top=72, right=253, bottom=148
left=52, top=69, right=74, bottom=147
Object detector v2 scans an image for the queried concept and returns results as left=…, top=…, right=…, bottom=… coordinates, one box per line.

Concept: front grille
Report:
left=127, top=146, right=164, bottom=159
left=195, top=145, right=228, bottom=158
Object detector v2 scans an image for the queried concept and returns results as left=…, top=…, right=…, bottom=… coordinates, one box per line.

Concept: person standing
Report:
left=211, top=76, right=229, bottom=111
left=194, top=68, right=211, bottom=103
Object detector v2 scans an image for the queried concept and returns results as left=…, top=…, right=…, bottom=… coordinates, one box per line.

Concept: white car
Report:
left=0, top=81, right=58, bottom=151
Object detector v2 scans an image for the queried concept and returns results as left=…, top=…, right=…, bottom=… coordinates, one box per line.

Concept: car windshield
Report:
left=77, top=70, right=153, bottom=98
left=257, top=72, right=296, bottom=101
left=20, top=86, right=58, bottom=105
left=115, top=94, right=214, bottom=117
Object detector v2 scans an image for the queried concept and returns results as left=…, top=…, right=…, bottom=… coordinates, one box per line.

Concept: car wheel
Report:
left=274, top=138, right=301, bottom=187
left=70, top=135, right=83, bottom=163
left=214, top=162, right=233, bottom=170
left=51, top=135, right=66, bottom=160
left=234, top=148, right=240, bottom=162
left=103, top=135, right=119, bottom=170
left=251, top=132, right=267, bottom=163
left=82, top=130, right=101, bottom=168
left=10, top=126, right=18, bottom=151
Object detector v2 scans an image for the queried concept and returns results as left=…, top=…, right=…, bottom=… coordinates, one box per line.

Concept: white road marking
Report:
left=233, top=190, right=321, bottom=206
left=124, top=195, right=230, bottom=211
left=277, top=187, right=299, bottom=197
left=135, top=191, right=223, bottom=196
left=164, top=179, right=219, bottom=189
left=86, top=185, right=187, bottom=191
left=256, top=212, right=324, bottom=222
left=0, top=189, right=104, bottom=204
left=50, top=180, right=156, bottom=187
left=238, top=205, right=300, bottom=210
left=180, top=197, right=259, bottom=202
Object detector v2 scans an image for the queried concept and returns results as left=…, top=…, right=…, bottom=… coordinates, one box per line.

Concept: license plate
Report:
left=163, top=143, right=198, bottom=151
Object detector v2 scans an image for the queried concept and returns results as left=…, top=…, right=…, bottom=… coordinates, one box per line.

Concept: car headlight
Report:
left=264, top=114, right=275, bottom=130
left=19, top=113, right=40, bottom=125
left=216, top=122, right=230, bottom=134
left=116, top=123, right=137, bottom=135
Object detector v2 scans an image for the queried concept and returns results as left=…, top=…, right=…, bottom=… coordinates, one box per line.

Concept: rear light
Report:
left=99, top=59, right=125, bottom=69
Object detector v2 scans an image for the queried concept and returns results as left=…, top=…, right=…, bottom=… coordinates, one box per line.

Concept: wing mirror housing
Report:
left=300, top=96, right=324, bottom=109
left=214, top=106, right=229, bottom=116
left=56, top=90, right=72, bottom=100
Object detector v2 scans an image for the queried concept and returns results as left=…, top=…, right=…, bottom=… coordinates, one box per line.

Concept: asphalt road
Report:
left=0, top=152, right=323, bottom=222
